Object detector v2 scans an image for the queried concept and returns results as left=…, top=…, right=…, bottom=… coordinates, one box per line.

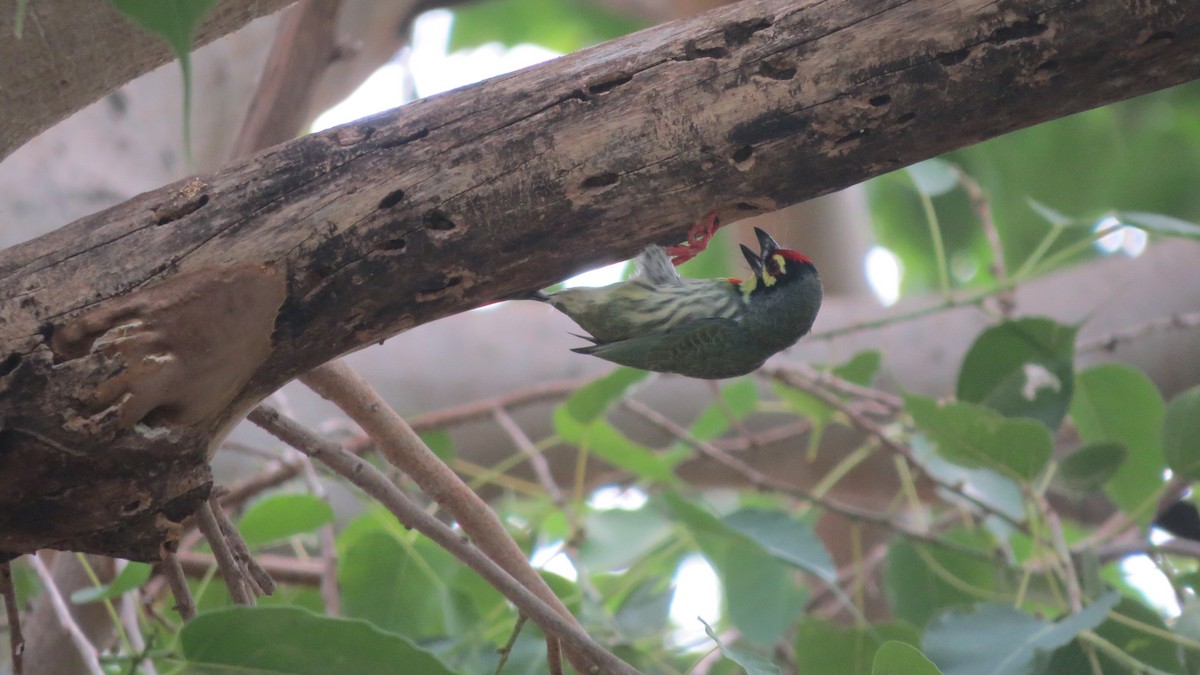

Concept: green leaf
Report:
left=450, top=0, right=648, bottom=53
left=1164, top=385, right=1200, bottom=480
left=180, top=606, right=455, bottom=674
left=690, top=378, right=759, bottom=440
left=885, top=530, right=998, bottom=627
left=906, top=159, right=960, bottom=197
left=613, top=579, right=674, bottom=636
left=109, top=0, right=217, bottom=60
left=238, top=493, right=334, bottom=548
left=922, top=591, right=1118, bottom=675
left=576, top=507, right=672, bottom=572
left=336, top=513, right=482, bottom=639
left=909, top=435, right=1025, bottom=524
left=956, top=318, right=1076, bottom=430
left=338, top=529, right=442, bottom=638
left=794, top=619, right=921, bottom=675
left=560, top=367, right=649, bottom=424
left=70, top=562, right=152, bottom=604
left=1054, top=442, right=1127, bottom=495
left=109, top=0, right=217, bottom=158
left=663, top=495, right=838, bottom=638
left=873, top=641, right=945, bottom=675
left=1042, top=596, right=1182, bottom=674
left=772, top=379, right=833, bottom=450
left=1117, top=211, right=1200, bottom=239
left=700, top=618, right=782, bottom=675
left=419, top=429, right=456, bottom=462
left=721, top=545, right=805, bottom=646
left=1070, top=364, right=1164, bottom=521
left=554, top=408, right=679, bottom=483
left=722, top=509, right=836, bottom=582
left=906, top=395, right=1053, bottom=481
left=834, top=350, right=882, bottom=386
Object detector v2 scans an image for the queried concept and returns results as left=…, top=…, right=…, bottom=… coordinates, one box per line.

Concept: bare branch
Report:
left=247, top=403, right=639, bottom=675
left=27, top=555, right=103, bottom=675
left=161, top=551, right=197, bottom=621
left=0, top=561, right=23, bottom=675
left=5, top=0, right=1200, bottom=560
left=195, top=501, right=253, bottom=606
left=1078, top=311, right=1200, bottom=354
left=299, top=361, right=601, bottom=673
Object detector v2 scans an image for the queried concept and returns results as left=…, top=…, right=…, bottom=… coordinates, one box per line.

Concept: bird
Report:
left=533, top=225, right=822, bottom=379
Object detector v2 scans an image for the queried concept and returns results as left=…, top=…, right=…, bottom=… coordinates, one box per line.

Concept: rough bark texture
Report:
left=0, top=0, right=297, bottom=163
left=2, top=0, right=1199, bottom=560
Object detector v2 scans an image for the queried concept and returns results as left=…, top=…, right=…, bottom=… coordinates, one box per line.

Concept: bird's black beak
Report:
left=754, top=227, right=781, bottom=257
left=740, top=244, right=764, bottom=277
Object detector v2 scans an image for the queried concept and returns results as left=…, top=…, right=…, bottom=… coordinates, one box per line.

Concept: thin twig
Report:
left=712, top=419, right=813, bottom=453
left=1078, top=311, right=1200, bottom=354
left=706, top=380, right=765, bottom=459
left=808, top=289, right=992, bottom=341
left=620, top=398, right=987, bottom=559
left=493, top=407, right=566, bottom=508
left=765, top=363, right=902, bottom=410
left=161, top=550, right=197, bottom=620
left=175, top=551, right=325, bottom=586
left=283, top=440, right=341, bottom=615
left=299, top=361, right=602, bottom=674
left=247, top=404, right=639, bottom=675
left=494, top=614, right=530, bottom=675
left=773, top=370, right=1030, bottom=533
left=219, top=378, right=587, bottom=513
left=27, top=554, right=103, bottom=675
left=196, top=501, right=253, bottom=605
left=405, top=378, right=590, bottom=433
left=209, top=495, right=276, bottom=597
left=1, top=560, right=24, bottom=675
left=119, top=592, right=156, bottom=675
left=956, top=166, right=1015, bottom=315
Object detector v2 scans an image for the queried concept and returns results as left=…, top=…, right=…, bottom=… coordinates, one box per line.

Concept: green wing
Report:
left=573, top=318, right=762, bottom=379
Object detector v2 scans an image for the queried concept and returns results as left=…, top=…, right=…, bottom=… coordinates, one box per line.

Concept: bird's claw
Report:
left=664, top=210, right=722, bottom=266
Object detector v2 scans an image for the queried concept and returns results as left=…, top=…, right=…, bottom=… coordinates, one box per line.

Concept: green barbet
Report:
left=535, top=224, right=822, bottom=379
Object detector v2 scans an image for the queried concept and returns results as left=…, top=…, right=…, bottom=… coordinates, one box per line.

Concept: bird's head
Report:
left=738, top=227, right=817, bottom=298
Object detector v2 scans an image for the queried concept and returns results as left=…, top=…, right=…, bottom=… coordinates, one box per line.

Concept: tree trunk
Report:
left=2, top=0, right=1199, bottom=560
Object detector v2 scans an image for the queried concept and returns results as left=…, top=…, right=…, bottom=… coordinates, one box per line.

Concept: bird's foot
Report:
left=664, top=210, right=722, bottom=266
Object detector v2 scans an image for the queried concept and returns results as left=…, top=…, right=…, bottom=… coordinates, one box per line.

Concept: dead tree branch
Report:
left=2, top=0, right=1199, bottom=560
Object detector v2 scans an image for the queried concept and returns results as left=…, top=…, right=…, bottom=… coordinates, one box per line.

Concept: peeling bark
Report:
left=2, top=0, right=1200, bottom=559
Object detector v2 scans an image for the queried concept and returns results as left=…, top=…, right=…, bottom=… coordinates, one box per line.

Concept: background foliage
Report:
left=7, top=0, right=1200, bottom=673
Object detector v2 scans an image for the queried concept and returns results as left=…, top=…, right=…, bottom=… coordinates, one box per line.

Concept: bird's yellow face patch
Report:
left=740, top=253, right=791, bottom=296
left=761, top=254, right=788, bottom=287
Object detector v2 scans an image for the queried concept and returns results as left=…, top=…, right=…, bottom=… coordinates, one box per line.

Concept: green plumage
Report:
left=537, top=229, right=822, bottom=379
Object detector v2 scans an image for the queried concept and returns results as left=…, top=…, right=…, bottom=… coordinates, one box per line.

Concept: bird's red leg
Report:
left=664, top=210, right=723, bottom=266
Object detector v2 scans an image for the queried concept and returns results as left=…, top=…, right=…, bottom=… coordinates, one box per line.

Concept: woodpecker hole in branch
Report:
left=723, top=17, right=772, bottom=45
left=581, top=173, right=619, bottom=189
left=587, top=73, right=632, bottom=95
left=377, top=189, right=405, bottom=210
left=757, top=60, right=796, bottom=80
left=424, top=210, right=456, bottom=231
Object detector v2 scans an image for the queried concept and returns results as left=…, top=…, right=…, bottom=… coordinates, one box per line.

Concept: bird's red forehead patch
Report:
left=778, top=249, right=813, bottom=265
